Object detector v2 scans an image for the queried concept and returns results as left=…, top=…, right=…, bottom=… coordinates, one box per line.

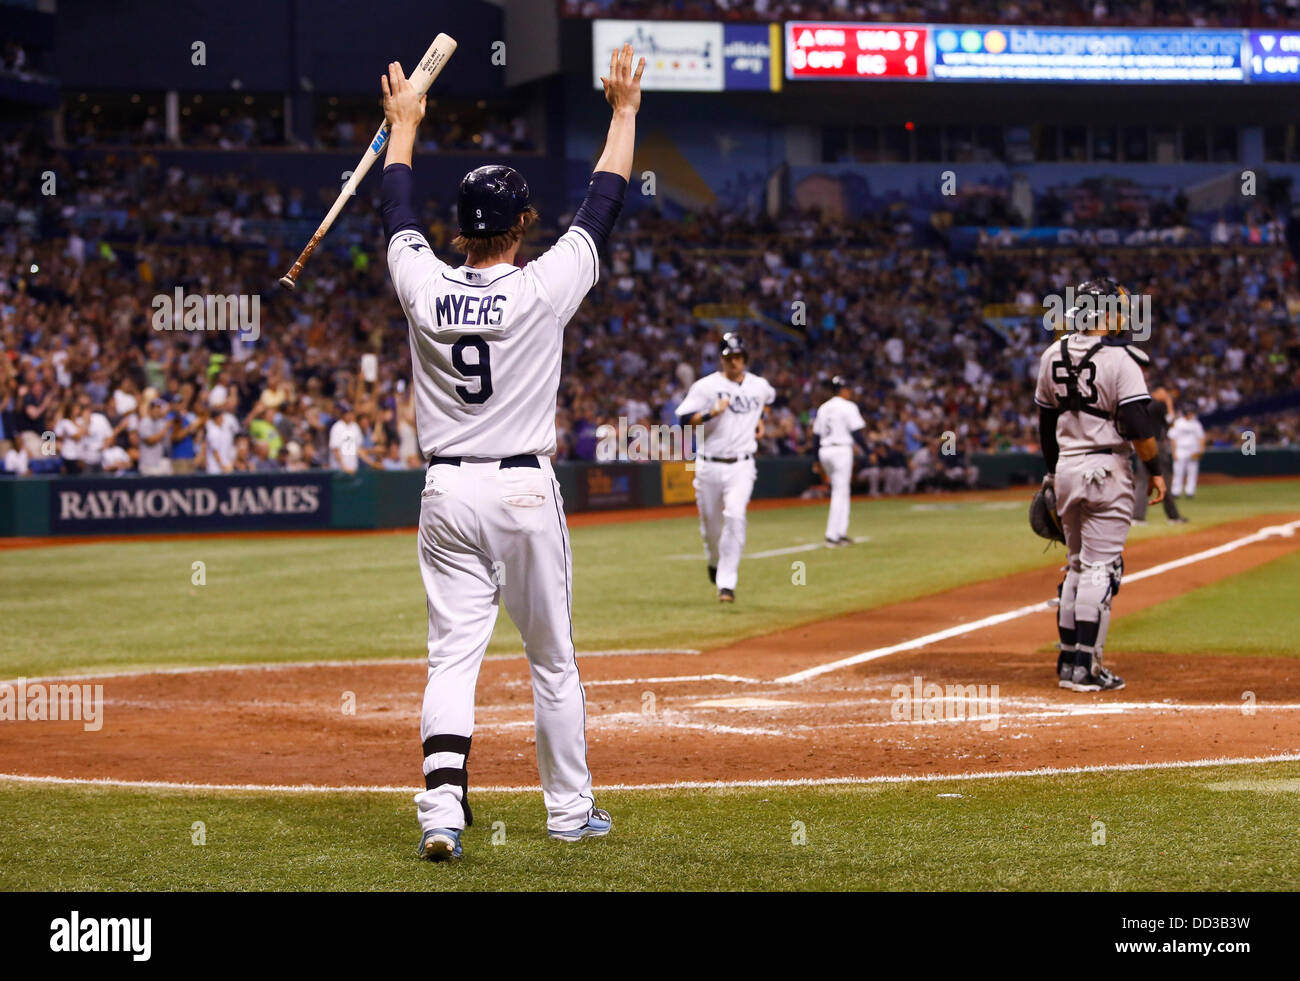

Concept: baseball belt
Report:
left=426, top=454, right=541, bottom=470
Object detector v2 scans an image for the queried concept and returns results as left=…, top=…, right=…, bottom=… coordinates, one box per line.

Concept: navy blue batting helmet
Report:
left=719, top=332, right=747, bottom=359
left=458, top=165, right=530, bottom=238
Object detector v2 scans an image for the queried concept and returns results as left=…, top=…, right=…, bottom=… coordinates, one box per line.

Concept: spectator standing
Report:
left=329, top=402, right=363, bottom=473
left=137, top=398, right=174, bottom=475
left=204, top=407, right=240, bottom=473
left=77, top=400, right=115, bottom=472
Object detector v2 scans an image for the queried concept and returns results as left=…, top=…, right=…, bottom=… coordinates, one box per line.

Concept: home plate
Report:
left=692, top=696, right=802, bottom=709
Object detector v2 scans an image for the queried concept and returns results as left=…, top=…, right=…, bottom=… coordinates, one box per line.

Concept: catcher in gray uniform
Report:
left=1031, top=278, right=1167, bottom=692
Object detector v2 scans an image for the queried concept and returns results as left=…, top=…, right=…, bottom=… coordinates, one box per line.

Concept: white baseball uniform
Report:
left=1168, top=416, right=1205, bottom=497
left=387, top=222, right=601, bottom=836
left=814, top=395, right=866, bottom=542
left=675, top=370, right=775, bottom=592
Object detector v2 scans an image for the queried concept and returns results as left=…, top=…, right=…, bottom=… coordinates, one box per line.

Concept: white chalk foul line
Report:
left=0, top=649, right=703, bottom=688
left=582, top=673, right=760, bottom=687
left=668, top=540, right=865, bottom=560
left=3, top=751, right=1297, bottom=795
left=776, top=518, right=1300, bottom=684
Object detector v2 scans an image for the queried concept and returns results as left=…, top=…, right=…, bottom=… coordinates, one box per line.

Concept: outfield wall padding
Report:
left=2, top=448, right=1297, bottom=537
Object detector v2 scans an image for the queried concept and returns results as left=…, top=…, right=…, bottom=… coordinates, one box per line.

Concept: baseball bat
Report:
left=278, top=32, right=457, bottom=291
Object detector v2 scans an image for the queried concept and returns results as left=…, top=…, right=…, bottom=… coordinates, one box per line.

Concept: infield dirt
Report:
left=3, top=512, right=1298, bottom=790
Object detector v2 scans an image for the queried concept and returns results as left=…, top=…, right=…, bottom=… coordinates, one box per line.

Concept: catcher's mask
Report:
left=1066, top=277, right=1131, bottom=335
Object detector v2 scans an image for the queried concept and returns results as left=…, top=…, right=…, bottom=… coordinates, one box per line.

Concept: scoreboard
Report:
left=786, top=24, right=929, bottom=80
left=1248, top=31, right=1300, bottom=81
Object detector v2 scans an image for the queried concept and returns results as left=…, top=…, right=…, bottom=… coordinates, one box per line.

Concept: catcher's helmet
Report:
left=1067, top=277, right=1131, bottom=334
left=719, top=332, right=747, bottom=359
left=458, top=165, right=530, bottom=238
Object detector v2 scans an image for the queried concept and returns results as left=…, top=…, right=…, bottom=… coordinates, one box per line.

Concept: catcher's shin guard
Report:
left=1055, top=564, right=1080, bottom=683
left=1070, top=557, right=1123, bottom=682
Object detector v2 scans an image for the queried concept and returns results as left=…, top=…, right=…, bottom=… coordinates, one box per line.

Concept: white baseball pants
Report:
left=1171, top=456, right=1199, bottom=497
left=819, top=445, right=853, bottom=541
left=694, top=457, right=756, bottom=591
left=413, top=457, right=595, bottom=835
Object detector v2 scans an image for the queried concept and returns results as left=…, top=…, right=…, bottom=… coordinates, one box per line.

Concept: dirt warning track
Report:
left=2, top=513, right=1298, bottom=792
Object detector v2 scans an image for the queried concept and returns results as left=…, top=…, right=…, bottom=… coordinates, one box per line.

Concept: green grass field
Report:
left=3, top=478, right=1298, bottom=891
left=1108, top=548, right=1300, bottom=657
left=3, top=762, right=1298, bottom=891
left=3, top=479, right=1296, bottom=679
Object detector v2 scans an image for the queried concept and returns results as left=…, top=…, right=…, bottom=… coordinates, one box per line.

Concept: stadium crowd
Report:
left=560, top=0, right=1299, bottom=27
left=2, top=135, right=1298, bottom=485
left=59, top=98, right=534, bottom=154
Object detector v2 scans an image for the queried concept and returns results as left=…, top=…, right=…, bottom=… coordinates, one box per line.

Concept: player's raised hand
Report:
left=381, top=62, right=426, bottom=130
left=601, top=43, right=645, bottom=114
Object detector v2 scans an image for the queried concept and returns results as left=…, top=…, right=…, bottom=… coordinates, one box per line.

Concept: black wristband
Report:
left=1142, top=453, right=1163, bottom=477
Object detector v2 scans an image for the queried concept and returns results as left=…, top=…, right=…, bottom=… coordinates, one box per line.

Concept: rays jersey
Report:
left=813, top=395, right=866, bottom=447
left=1034, top=333, right=1149, bottom=456
left=676, top=371, right=775, bottom=458
left=386, top=226, right=599, bottom=459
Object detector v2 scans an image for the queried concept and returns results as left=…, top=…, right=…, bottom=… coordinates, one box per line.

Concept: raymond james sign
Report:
left=49, top=473, right=331, bottom=533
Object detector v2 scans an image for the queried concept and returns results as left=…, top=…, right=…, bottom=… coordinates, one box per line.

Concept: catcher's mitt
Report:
left=1029, top=477, right=1066, bottom=545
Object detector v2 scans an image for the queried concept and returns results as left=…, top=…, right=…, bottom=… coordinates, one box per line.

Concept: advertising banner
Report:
left=724, top=23, right=779, bottom=90
left=592, top=20, right=723, bottom=91
left=783, top=23, right=1263, bottom=84
left=930, top=26, right=1246, bottom=82
left=575, top=464, right=643, bottom=511
left=592, top=20, right=777, bottom=91
left=48, top=473, right=332, bottom=534
left=660, top=461, right=697, bottom=505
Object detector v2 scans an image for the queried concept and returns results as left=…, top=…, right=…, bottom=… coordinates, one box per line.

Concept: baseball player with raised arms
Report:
left=812, top=375, right=869, bottom=546
left=1034, top=278, right=1166, bottom=692
left=380, top=45, right=644, bottom=860
left=675, top=332, right=775, bottom=602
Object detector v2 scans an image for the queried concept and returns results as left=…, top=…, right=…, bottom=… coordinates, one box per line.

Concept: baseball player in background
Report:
left=1131, top=384, right=1186, bottom=524
left=812, top=375, right=868, bottom=546
left=380, top=45, right=644, bottom=860
left=675, top=332, right=775, bottom=602
left=1035, top=278, right=1166, bottom=692
left=1168, top=407, right=1206, bottom=499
